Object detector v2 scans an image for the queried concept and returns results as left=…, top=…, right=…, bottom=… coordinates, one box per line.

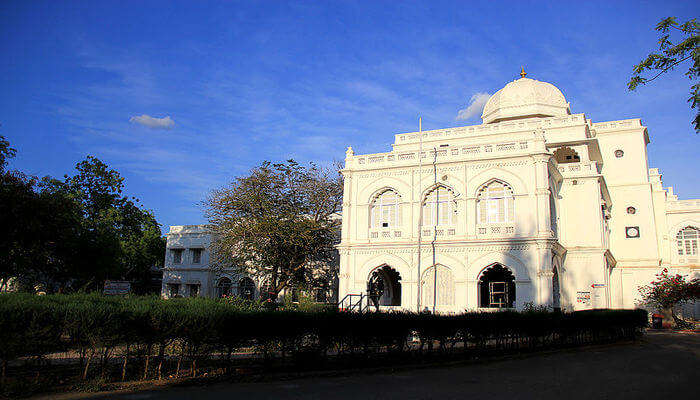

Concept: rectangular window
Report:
left=187, top=284, right=200, bottom=298
left=172, top=249, right=183, bottom=264
left=167, top=283, right=180, bottom=298
left=191, top=248, right=202, bottom=264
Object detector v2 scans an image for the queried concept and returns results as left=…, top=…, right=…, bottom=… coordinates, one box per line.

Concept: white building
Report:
left=161, top=225, right=216, bottom=298
left=337, top=71, right=700, bottom=315
left=161, top=225, right=338, bottom=302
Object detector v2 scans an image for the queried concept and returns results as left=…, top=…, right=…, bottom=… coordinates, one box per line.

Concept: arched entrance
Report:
left=478, top=263, right=516, bottom=308
left=367, top=265, right=401, bottom=307
left=216, top=277, right=232, bottom=298
left=238, top=277, right=255, bottom=300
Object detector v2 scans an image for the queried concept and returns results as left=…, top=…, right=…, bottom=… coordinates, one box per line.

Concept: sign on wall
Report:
left=103, top=280, right=131, bottom=295
left=576, top=291, right=591, bottom=306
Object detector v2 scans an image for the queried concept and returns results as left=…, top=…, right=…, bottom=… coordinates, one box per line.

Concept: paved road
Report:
left=96, top=332, right=699, bottom=400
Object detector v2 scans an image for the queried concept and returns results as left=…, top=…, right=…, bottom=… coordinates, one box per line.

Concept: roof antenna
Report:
left=520, top=66, right=527, bottom=78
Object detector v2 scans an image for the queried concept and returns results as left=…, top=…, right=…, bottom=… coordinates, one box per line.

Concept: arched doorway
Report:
left=238, top=277, right=255, bottom=300
left=367, top=265, right=401, bottom=308
left=421, top=265, right=455, bottom=310
left=478, top=264, right=516, bottom=308
left=216, top=277, right=232, bottom=298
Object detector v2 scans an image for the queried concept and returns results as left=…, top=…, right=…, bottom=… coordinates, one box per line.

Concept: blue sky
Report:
left=2, top=1, right=698, bottom=231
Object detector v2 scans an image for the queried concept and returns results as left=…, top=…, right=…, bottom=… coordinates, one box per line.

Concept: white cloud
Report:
left=129, top=114, right=175, bottom=129
left=456, top=92, right=491, bottom=121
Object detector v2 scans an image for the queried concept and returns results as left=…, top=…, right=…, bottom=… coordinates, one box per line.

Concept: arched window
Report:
left=370, top=189, right=400, bottom=228
left=238, top=277, right=255, bottom=300
left=554, top=147, right=580, bottom=163
left=676, top=226, right=699, bottom=256
left=216, top=277, right=232, bottom=298
left=477, top=181, right=514, bottom=224
left=479, top=264, right=516, bottom=308
left=422, top=185, right=456, bottom=226
left=421, top=265, right=455, bottom=308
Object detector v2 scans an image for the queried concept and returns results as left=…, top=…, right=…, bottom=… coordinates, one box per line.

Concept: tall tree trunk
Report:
left=661, top=307, right=676, bottom=329
left=142, top=344, right=151, bottom=380
left=82, top=351, right=93, bottom=380
left=121, top=345, right=129, bottom=381
left=157, top=343, right=166, bottom=380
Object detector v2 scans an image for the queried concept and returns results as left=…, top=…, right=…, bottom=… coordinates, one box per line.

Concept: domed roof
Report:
left=481, top=72, right=570, bottom=124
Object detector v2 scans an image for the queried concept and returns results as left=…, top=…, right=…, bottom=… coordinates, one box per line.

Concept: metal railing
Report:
left=338, top=293, right=371, bottom=313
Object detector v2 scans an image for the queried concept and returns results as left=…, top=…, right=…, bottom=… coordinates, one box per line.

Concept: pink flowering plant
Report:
left=638, top=268, right=700, bottom=327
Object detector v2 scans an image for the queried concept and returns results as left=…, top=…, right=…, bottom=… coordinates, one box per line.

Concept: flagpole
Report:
left=417, top=117, right=423, bottom=313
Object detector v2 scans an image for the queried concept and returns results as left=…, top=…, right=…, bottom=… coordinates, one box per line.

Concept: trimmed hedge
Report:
left=0, top=293, right=647, bottom=392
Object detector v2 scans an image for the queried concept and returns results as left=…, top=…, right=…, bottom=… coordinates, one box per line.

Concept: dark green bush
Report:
left=0, top=293, right=647, bottom=387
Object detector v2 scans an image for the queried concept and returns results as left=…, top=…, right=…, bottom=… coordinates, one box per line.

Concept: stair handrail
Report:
left=338, top=293, right=367, bottom=313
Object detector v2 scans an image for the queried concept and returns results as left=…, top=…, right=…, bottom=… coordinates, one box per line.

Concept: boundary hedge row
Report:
left=0, top=293, right=647, bottom=395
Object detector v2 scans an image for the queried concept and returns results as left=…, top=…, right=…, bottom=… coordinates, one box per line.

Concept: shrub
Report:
left=0, top=293, right=648, bottom=390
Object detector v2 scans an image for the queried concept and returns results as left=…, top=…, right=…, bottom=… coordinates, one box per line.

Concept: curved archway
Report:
left=370, top=188, right=401, bottom=228
left=676, top=226, right=699, bottom=257
left=476, top=180, right=514, bottom=224
left=367, top=265, right=402, bottom=307
left=238, top=277, right=255, bottom=300
left=478, top=263, right=516, bottom=308
left=216, top=277, right=232, bottom=298
left=421, top=184, right=457, bottom=227
left=468, top=167, right=528, bottom=197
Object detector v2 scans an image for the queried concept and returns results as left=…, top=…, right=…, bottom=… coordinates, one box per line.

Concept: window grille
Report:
left=238, top=277, right=255, bottom=300
left=216, top=277, right=232, bottom=298
left=370, top=190, right=400, bottom=228
left=422, top=186, right=456, bottom=226
left=172, top=249, right=183, bottom=264
left=477, top=181, right=515, bottom=224
left=677, top=227, right=699, bottom=256
left=191, top=248, right=202, bottom=264
left=187, top=284, right=200, bottom=298
left=167, top=283, right=180, bottom=298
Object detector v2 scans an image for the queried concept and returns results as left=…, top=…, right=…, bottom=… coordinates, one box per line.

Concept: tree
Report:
left=0, top=135, right=16, bottom=172
left=56, top=156, right=166, bottom=292
left=205, top=160, right=342, bottom=301
left=639, top=268, right=700, bottom=328
left=0, top=138, right=165, bottom=293
left=628, top=17, right=700, bottom=132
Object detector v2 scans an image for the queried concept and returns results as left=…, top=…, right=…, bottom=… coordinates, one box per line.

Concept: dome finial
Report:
left=520, top=66, right=527, bottom=78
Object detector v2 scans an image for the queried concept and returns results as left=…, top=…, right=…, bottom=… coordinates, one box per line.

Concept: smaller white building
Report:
left=161, top=225, right=338, bottom=302
left=161, top=225, right=216, bottom=298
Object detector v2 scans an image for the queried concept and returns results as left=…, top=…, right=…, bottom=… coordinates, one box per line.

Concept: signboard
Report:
left=104, top=280, right=131, bottom=295
left=591, top=283, right=606, bottom=288
left=576, top=291, right=591, bottom=305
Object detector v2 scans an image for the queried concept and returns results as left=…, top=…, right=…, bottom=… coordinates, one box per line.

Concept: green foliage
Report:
left=0, top=293, right=648, bottom=388
left=205, top=160, right=342, bottom=300
left=0, top=137, right=166, bottom=293
left=0, top=135, right=17, bottom=172
left=628, top=17, right=700, bottom=132
left=639, top=268, right=700, bottom=310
